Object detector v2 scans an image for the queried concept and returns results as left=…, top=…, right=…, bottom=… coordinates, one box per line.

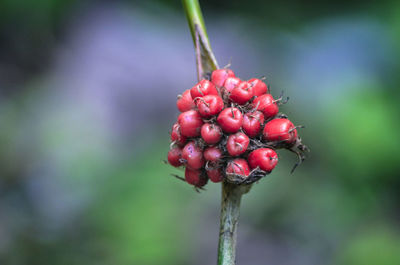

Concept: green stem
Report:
left=182, top=0, right=219, bottom=80
left=182, top=0, right=208, bottom=45
left=218, top=182, right=252, bottom=265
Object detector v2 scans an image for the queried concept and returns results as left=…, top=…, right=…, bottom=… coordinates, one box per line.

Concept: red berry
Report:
left=242, top=111, right=265, bottom=138
left=178, top=110, right=204, bottom=137
left=226, top=158, right=250, bottom=177
left=230, top=81, right=254, bottom=105
left=211, top=69, right=235, bottom=87
left=203, top=146, right=223, bottom=162
left=171, top=123, right=187, bottom=146
left=263, top=118, right=298, bottom=144
left=248, top=148, right=278, bottom=172
left=206, top=167, right=224, bottom=183
left=226, top=132, right=249, bottom=156
left=201, top=123, right=222, bottom=144
left=190, top=79, right=218, bottom=99
left=217, top=107, right=243, bottom=133
left=177, top=89, right=195, bottom=112
left=252, top=94, right=278, bottom=118
left=185, top=167, right=208, bottom=187
left=182, top=141, right=205, bottom=169
left=195, top=95, right=224, bottom=118
left=248, top=78, right=268, bottom=96
left=167, top=147, right=183, bottom=167
left=223, top=77, right=241, bottom=93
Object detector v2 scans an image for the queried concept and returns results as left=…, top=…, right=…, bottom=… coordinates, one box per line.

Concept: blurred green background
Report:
left=1, top=0, right=400, bottom=264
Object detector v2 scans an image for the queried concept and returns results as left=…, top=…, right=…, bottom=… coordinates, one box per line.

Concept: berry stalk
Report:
left=181, top=1, right=248, bottom=264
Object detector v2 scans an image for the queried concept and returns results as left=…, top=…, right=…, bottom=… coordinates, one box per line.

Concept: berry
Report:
left=248, top=148, right=278, bottom=172
left=263, top=118, right=298, bottom=144
left=252, top=94, right=278, bottom=118
left=201, top=123, right=222, bottom=144
left=167, top=147, right=183, bottom=167
left=248, top=78, right=268, bottom=96
left=178, top=110, right=204, bottom=137
left=171, top=123, right=187, bottom=146
left=227, top=132, right=250, bottom=156
left=185, top=167, right=208, bottom=187
left=168, top=67, right=308, bottom=187
left=204, top=146, right=223, bottom=162
left=242, top=111, right=265, bottom=138
left=226, top=158, right=250, bottom=177
left=230, top=81, right=254, bottom=105
left=211, top=69, right=235, bottom=87
left=177, top=89, right=195, bottom=112
left=182, top=141, right=205, bottom=169
left=217, top=107, right=243, bottom=133
left=195, top=95, right=224, bottom=118
left=206, top=167, right=224, bottom=183
left=190, top=79, right=218, bottom=99
left=223, top=77, right=241, bottom=93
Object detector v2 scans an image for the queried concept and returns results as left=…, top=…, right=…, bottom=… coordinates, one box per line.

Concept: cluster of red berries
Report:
left=168, top=68, right=308, bottom=190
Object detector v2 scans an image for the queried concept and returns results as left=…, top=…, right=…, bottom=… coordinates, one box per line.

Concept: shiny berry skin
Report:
left=226, top=158, right=250, bottom=177
left=230, top=81, right=254, bottom=105
left=167, top=147, right=183, bottom=167
left=242, top=111, right=265, bottom=138
left=227, top=132, right=250, bottom=156
left=206, top=167, right=224, bottom=183
left=248, top=148, right=278, bottom=172
left=190, top=79, right=218, bottom=99
left=201, top=123, right=222, bottom=144
left=185, top=167, right=208, bottom=187
left=248, top=78, right=268, bottom=96
left=223, top=77, right=241, bottom=93
left=263, top=118, right=298, bottom=144
left=170, top=123, right=187, bottom=146
left=252, top=94, right=279, bottom=118
left=177, top=89, right=195, bottom=112
left=178, top=110, right=204, bottom=137
left=182, top=141, right=205, bottom=169
left=217, top=107, right=243, bottom=133
left=203, top=146, right=223, bottom=162
left=195, top=95, right=224, bottom=118
left=211, top=68, right=235, bottom=87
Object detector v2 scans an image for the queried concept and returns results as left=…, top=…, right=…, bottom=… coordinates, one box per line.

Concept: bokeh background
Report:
left=1, top=0, right=400, bottom=264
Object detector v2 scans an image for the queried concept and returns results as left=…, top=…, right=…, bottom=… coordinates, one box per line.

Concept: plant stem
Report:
left=218, top=182, right=251, bottom=265
left=182, top=1, right=251, bottom=264
left=182, top=0, right=218, bottom=80
left=182, top=0, right=208, bottom=46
